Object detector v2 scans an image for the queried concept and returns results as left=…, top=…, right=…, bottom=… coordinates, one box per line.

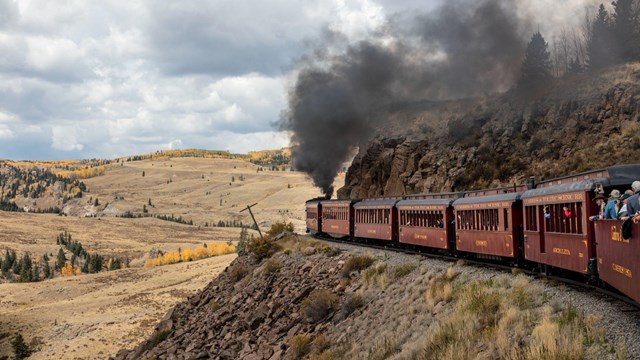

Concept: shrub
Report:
left=266, top=221, right=295, bottom=238
left=340, top=293, right=365, bottom=319
left=302, top=289, right=338, bottom=323
left=150, top=330, right=171, bottom=347
left=263, top=259, right=282, bottom=275
left=341, top=255, right=375, bottom=277
left=229, top=264, right=250, bottom=283
left=247, top=236, right=282, bottom=261
left=391, top=263, right=417, bottom=279
left=287, top=334, right=311, bottom=360
left=311, top=334, right=331, bottom=355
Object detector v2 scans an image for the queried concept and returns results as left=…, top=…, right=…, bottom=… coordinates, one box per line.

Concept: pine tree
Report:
left=588, top=4, right=614, bottom=69
left=519, top=32, right=553, bottom=89
left=43, top=259, right=51, bottom=279
left=611, top=0, right=639, bottom=61
left=56, top=248, right=66, bottom=270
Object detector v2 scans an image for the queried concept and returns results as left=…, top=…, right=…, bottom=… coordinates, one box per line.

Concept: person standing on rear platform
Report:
left=604, top=189, right=621, bottom=219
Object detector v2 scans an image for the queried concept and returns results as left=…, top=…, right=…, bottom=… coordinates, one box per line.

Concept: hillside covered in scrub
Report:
left=114, top=235, right=638, bottom=360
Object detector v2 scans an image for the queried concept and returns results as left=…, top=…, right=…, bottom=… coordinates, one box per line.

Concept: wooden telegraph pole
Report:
left=240, top=203, right=263, bottom=239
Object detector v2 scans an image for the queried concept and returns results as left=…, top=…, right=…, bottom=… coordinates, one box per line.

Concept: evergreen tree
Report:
left=567, top=57, right=583, bottom=74
left=588, top=4, right=614, bottom=69
left=519, top=32, right=553, bottom=89
left=43, top=259, right=51, bottom=279
left=56, top=248, right=66, bottom=270
left=32, top=264, right=40, bottom=282
left=611, top=0, right=639, bottom=61
left=11, top=333, right=32, bottom=359
left=19, top=253, right=32, bottom=282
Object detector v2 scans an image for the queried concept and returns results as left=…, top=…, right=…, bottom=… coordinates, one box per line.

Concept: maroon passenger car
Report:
left=396, top=193, right=458, bottom=249
left=353, top=198, right=401, bottom=241
left=320, top=200, right=355, bottom=238
left=305, top=200, right=321, bottom=234
left=453, top=188, right=525, bottom=259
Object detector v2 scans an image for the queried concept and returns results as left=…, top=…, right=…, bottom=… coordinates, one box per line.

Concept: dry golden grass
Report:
left=421, top=273, right=614, bottom=360
left=80, top=157, right=342, bottom=233
left=0, top=254, right=236, bottom=359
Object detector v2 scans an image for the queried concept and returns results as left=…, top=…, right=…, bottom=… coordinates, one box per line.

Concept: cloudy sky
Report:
left=0, top=0, right=598, bottom=160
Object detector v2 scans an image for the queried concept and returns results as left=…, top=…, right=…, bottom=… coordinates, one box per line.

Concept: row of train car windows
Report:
left=456, top=209, right=509, bottom=231
left=400, top=210, right=444, bottom=228
left=306, top=210, right=317, bottom=219
left=355, top=209, right=391, bottom=224
left=323, top=207, right=349, bottom=220
left=525, top=203, right=584, bottom=234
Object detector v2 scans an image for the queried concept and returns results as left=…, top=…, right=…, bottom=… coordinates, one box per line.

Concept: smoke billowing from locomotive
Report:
left=281, top=0, right=552, bottom=197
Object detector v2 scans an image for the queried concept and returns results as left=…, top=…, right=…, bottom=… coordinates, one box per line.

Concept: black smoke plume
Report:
left=281, top=0, right=530, bottom=197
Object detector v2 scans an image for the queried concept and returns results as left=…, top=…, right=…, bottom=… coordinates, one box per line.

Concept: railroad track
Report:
left=312, top=233, right=640, bottom=311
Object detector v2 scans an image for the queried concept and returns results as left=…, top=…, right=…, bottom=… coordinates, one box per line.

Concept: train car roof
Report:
left=534, top=164, right=640, bottom=189
left=320, top=199, right=357, bottom=206
left=397, top=198, right=455, bottom=207
left=403, top=192, right=462, bottom=200
left=353, top=198, right=401, bottom=208
left=521, top=180, right=596, bottom=198
left=453, top=192, right=521, bottom=205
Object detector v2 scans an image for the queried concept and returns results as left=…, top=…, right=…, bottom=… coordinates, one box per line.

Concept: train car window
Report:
left=504, top=208, right=509, bottom=231
left=545, top=202, right=583, bottom=234
left=525, top=206, right=537, bottom=231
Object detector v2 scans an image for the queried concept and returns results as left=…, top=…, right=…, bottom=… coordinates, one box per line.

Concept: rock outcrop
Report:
left=338, top=64, right=640, bottom=198
left=114, top=246, right=350, bottom=360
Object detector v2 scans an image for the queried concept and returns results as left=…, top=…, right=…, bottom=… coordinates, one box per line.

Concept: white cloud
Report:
left=51, top=126, right=84, bottom=151
left=0, top=124, right=14, bottom=139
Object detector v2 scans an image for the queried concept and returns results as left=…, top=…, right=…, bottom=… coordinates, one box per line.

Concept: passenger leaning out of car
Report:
left=604, top=189, right=620, bottom=219
left=589, top=194, right=607, bottom=221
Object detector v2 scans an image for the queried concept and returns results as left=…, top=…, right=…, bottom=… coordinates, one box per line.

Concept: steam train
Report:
left=306, top=164, right=640, bottom=304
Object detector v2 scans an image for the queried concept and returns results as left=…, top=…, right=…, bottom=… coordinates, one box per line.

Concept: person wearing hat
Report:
left=617, top=193, right=632, bottom=220
left=604, top=189, right=621, bottom=219
left=589, top=194, right=607, bottom=221
left=626, top=181, right=640, bottom=219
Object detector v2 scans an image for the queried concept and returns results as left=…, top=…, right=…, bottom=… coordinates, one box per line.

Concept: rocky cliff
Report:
left=337, top=63, right=640, bottom=198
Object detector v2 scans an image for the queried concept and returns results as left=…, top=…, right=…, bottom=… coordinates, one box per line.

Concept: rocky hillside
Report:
left=113, top=237, right=638, bottom=360
left=338, top=63, right=640, bottom=198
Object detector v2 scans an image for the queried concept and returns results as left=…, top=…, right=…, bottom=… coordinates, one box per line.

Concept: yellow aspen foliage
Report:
left=144, top=243, right=236, bottom=268
left=61, top=263, right=82, bottom=276
left=182, top=249, right=194, bottom=261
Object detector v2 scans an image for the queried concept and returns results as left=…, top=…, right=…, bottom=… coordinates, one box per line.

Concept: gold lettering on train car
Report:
left=612, top=263, right=632, bottom=278
left=367, top=229, right=377, bottom=234
left=552, top=248, right=571, bottom=255
left=414, top=234, right=428, bottom=240
left=523, top=192, right=585, bottom=205
left=476, top=240, right=488, bottom=247
left=611, top=226, right=622, bottom=242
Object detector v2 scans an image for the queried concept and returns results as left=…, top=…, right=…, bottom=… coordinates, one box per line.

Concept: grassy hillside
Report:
left=0, top=156, right=339, bottom=358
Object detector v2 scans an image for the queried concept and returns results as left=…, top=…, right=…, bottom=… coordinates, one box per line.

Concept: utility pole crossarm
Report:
left=240, top=203, right=263, bottom=239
